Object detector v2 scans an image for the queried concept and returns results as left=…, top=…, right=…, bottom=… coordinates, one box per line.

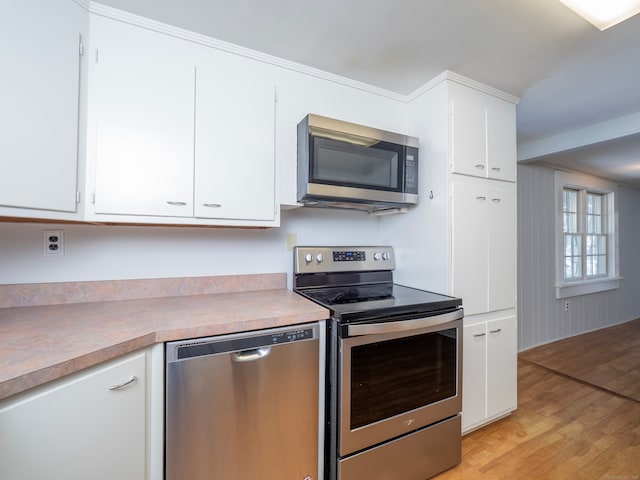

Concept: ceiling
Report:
left=97, top=0, right=640, bottom=187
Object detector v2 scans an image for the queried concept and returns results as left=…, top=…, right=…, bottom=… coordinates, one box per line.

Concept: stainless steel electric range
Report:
left=293, top=246, right=463, bottom=480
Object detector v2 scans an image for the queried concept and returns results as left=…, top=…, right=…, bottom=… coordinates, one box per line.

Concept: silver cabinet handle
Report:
left=166, top=201, right=187, bottom=206
left=490, top=328, right=502, bottom=334
left=476, top=196, right=486, bottom=201
left=108, top=375, right=137, bottom=391
left=475, top=164, right=485, bottom=169
left=491, top=198, right=501, bottom=203
left=202, top=203, right=222, bottom=208
left=491, top=167, right=501, bottom=172
left=473, top=332, right=486, bottom=338
left=232, top=347, right=271, bottom=363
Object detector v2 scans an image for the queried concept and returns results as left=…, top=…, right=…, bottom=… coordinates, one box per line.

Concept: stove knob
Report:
left=304, top=253, right=313, bottom=263
left=316, top=253, right=324, bottom=263
left=373, top=252, right=382, bottom=261
left=382, top=252, right=390, bottom=260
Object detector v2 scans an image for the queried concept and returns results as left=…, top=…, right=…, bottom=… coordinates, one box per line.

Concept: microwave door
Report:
left=311, top=137, right=401, bottom=191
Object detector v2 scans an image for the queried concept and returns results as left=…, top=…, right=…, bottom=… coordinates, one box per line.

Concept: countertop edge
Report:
left=0, top=288, right=329, bottom=401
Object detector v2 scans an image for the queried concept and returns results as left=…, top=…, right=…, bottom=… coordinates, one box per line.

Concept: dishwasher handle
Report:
left=231, top=347, right=271, bottom=362
left=166, top=324, right=319, bottom=363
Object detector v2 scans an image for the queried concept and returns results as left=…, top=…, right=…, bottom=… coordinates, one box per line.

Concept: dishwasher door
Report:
left=165, top=323, right=321, bottom=480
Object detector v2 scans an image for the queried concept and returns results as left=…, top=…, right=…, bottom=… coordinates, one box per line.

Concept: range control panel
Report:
left=294, top=246, right=395, bottom=274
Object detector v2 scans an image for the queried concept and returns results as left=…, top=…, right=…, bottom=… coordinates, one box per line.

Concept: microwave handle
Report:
left=346, top=309, right=463, bottom=336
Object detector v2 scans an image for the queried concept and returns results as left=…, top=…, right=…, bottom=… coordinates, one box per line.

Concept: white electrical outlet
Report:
left=44, top=230, right=64, bottom=256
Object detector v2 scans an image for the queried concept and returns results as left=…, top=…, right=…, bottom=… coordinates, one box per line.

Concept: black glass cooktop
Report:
left=296, top=282, right=462, bottom=321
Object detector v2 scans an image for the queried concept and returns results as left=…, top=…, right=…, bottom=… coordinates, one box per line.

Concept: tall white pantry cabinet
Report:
left=382, top=74, right=519, bottom=433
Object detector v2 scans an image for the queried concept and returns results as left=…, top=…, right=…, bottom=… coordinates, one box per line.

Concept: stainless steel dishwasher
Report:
left=165, top=323, right=322, bottom=480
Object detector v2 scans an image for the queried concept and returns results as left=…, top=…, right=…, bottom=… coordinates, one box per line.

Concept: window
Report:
left=555, top=171, right=619, bottom=298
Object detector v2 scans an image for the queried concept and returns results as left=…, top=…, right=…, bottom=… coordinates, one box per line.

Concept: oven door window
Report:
left=311, top=136, right=401, bottom=191
left=350, top=329, right=457, bottom=429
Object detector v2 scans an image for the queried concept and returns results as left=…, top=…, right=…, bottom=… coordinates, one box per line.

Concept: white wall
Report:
left=0, top=208, right=382, bottom=289
left=517, top=163, right=640, bottom=351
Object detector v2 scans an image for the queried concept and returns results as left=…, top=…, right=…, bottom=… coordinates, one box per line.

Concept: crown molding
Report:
left=88, top=3, right=520, bottom=107
left=88, top=2, right=408, bottom=102
left=407, top=71, right=520, bottom=105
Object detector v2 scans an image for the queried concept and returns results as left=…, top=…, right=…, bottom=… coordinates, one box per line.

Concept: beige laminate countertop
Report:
left=0, top=278, right=329, bottom=401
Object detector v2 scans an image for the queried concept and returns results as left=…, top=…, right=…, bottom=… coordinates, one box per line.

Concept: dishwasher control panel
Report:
left=167, top=324, right=319, bottom=362
left=274, top=328, right=315, bottom=344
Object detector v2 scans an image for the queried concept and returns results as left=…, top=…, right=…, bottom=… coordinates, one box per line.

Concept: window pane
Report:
left=564, top=256, right=581, bottom=280
left=564, top=189, right=577, bottom=213
left=586, top=192, right=604, bottom=234
left=587, top=235, right=606, bottom=255
left=586, top=193, right=601, bottom=215
left=563, top=189, right=578, bottom=233
left=564, top=234, right=581, bottom=256
left=586, top=254, right=606, bottom=277
left=563, top=232, right=582, bottom=281
left=564, top=212, right=577, bottom=233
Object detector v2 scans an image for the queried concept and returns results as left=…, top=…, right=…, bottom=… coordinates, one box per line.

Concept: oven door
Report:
left=339, top=309, right=462, bottom=456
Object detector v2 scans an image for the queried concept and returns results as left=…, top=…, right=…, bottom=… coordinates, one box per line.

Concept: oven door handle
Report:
left=346, top=309, right=463, bottom=336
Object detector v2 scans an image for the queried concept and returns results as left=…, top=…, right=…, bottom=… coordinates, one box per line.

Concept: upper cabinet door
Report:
left=486, top=96, right=517, bottom=182
left=194, top=66, right=276, bottom=221
left=91, top=19, right=196, bottom=217
left=450, top=83, right=516, bottom=182
left=0, top=0, right=84, bottom=213
left=450, top=87, right=487, bottom=178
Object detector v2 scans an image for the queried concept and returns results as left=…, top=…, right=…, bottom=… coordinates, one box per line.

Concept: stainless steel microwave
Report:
left=297, top=114, right=419, bottom=213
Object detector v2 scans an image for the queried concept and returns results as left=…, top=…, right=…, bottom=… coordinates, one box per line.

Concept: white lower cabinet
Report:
left=0, top=347, right=163, bottom=480
left=462, top=314, right=517, bottom=433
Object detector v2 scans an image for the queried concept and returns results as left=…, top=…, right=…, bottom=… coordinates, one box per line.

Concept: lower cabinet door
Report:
left=486, top=316, right=518, bottom=417
left=462, top=323, right=487, bottom=431
left=462, top=315, right=517, bottom=433
left=0, top=353, right=146, bottom=480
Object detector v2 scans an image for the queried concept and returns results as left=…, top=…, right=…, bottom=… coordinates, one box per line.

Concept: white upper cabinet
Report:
left=194, top=66, right=276, bottom=221
left=450, top=82, right=517, bottom=182
left=0, top=0, right=85, bottom=215
left=91, top=18, right=196, bottom=218
left=87, top=15, right=278, bottom=226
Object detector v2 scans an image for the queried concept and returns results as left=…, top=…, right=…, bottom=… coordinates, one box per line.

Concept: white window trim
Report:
left=554, top=170, right=621, bottom=299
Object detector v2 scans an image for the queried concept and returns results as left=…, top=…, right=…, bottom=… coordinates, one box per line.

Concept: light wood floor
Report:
left=520, top=319, right=640, bottom=402
left=434, top=320, right=640, bottom=480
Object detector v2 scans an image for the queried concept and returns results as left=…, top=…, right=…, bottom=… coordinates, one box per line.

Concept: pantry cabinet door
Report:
left=194, top=67, right=276, bottom=221
left=487, top=184, right=517, bottom=311
left=451, top=181, right=489, bottom=315
left=0, top=0, right=83, bottom=213
left=91, top=18, right=195, bottom=217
